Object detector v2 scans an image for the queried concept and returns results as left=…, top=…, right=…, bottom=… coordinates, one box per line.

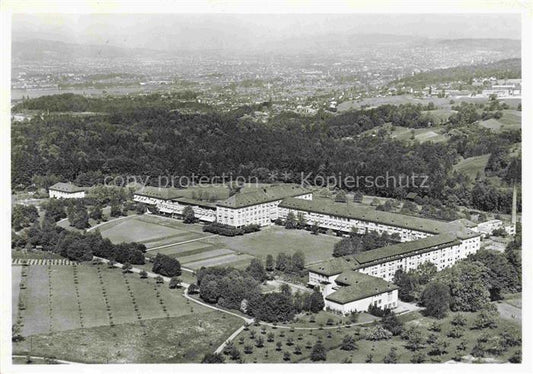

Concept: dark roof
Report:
left=134, top=186, right=184, bottom=200
left=307, top=258, right=356, bottom=276
left=49, top=182, right=85, bottom=193
left=308, top=231, right=479, bottom=276
left=173, top=197, right=217, bottom=209
left=353, top=233, right=459, bottom=266
left=279, top=197, right=451, bottom=234
left=217, top=184, right=311, bottom=209
left=325, top=272, right=398, bottom=304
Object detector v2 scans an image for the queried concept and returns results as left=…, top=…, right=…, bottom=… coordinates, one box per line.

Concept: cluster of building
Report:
left=50, top=181, right=515, bottom=315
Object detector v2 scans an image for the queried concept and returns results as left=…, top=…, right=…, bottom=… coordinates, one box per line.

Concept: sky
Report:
left=12, top=14, right=521, bottom=51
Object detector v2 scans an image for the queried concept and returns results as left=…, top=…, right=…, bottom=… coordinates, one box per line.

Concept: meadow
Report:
left=12, top=263, right=244, bottom=363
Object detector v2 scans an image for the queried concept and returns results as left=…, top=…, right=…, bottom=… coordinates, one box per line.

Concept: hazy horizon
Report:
left=13, top=14, right=521, bottom=52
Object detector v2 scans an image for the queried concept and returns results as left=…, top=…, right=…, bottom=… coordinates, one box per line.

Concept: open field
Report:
left=14, top=312, right=243, bottom=363
left=99, top=214, right=339, bottom=270
left=363, top=123, right=449, bottom=143
left=229, top=309, right=520, bottom=363
left=479, top=110, right=521, bottom=133
left=13, top=264, right=210, bottom=337
left=453, top=154, right=491, bottom=180
left=207, top=225, right=341, bottom=265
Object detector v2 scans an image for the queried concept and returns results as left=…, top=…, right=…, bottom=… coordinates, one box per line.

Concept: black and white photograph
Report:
left=1, top=0, right=531, bottom=372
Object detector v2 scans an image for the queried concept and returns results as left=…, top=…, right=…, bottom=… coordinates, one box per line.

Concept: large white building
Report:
left=48, top=182, right=86, bottom=199
left=278, top=197, right=454, bottom=242
left=308, top=229, right=480, bottom=313
left=133, top=184, right=313, bottom=225
left=216, top=185, right=312, bottom=227
left=133, top=186, right=217, bottom=222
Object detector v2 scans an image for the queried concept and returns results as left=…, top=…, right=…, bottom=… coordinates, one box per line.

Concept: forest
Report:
left=12, top=93, right=520, bottom=213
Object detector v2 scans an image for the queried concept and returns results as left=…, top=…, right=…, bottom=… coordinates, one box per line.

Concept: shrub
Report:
left=203, top=222, right=244, bottom=236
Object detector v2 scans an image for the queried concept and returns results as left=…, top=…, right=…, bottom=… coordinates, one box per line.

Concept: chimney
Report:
left=512, top=183, right=517, bottom=225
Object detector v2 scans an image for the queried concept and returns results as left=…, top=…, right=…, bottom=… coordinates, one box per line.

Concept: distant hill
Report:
left=12, top=39, right=166, bottom=61
left=391, top=58, right=521, bottom=88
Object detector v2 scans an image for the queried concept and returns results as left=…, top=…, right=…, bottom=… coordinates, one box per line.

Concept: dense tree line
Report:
left=196, top=261, right=324, bottom=322
left=395, top=249, right=521, bottom=318
left=12, top=204, right=39, bottom=231
left=333, top=231, right=400, bottom=257
left=13, top=211, right=146, bottom=263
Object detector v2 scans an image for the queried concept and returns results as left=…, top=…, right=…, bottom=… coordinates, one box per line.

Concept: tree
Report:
left=404, top=326, right=425, bottom=351
left=468, top=249, right=520, bottom=300
left=296, top=212, right=307, bottom=229
left=229, top=346, right=241, bottom=361
left=420, top=281, right=451, bottom=318
left=89, top=204, right=103, bottom=221
left=335, top=190, right=347, bottom=203
left=341, top=335, right=357, bottom=351
left=265, top=254, right=274, bottom=271
left=429, top=337, right=448, bottom=356
left=291, top=251, right=305, bottom=272
left=283, top=351, right=291, bottom=361
left=201, top=353, right=225, bottom=363
left=435, top=261, right=490, bottom=312
left=12, top=204, right=39, bottom=230
left=152, top=253, right=181, bottom=277
left=169, top=277, right=182, bottom=289
left=276, top=341, right=282, bottom=351
left=122, top=262, right=132, bottom=273
left=410, top=351, right=426, bottom=363
left=310, top=341, right=327, bottom=361
left=183, top=206, right=196, bottom=223
left=381, top=311, right=403, bottom=336
left=284, top=212, right=297, bottom=229
left=275, top=253, right=291, bottom=272
left=135, top=203, right=146, bottom=215
left=473, top=307, right=499, bottom=330
left=139, top=270, right=148, bottom=279
left=246, top=258, right=266, bottom=282
left=68, top=202, right=89, bottom=229
left=451, top=313, right=467, bottom=326
left=447, top=325, right=465, bottom=338
left=110, top=201, right=122, bottom=217
left=364, top=326, right=392, bottom=341
left=383, top=347, right=399, bottom=363
left=306, top=288, right=325, bottom=313
left=187, top=283, right=199, bottom=294
left=353, top=191, right=364, bottom=203
left=255, top=336, right=264, bottom=348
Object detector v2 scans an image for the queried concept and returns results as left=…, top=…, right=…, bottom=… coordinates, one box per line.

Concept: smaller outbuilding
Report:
left=323, top=271, right=398, bottom=314
left=48, top=182, right=86, bottom=199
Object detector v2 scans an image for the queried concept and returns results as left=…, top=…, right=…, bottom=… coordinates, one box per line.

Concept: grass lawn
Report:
left=13, top=312, right=243, bottom=363
left=14, top=264, right=212, bottom=337
left=12, top=250, right=64, bottom=260
left=207, top=225, right=341, bottom=265
left=12, top=266, right=22, bottom=321
left=479, top=110, right=521, bottom=133
left=453, top=154, right=491, bottom=180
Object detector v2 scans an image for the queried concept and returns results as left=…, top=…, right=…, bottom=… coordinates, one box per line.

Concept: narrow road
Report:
left=87, top=215, right=133, bottom=232
left=214, top=325, right=247, bottom=354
